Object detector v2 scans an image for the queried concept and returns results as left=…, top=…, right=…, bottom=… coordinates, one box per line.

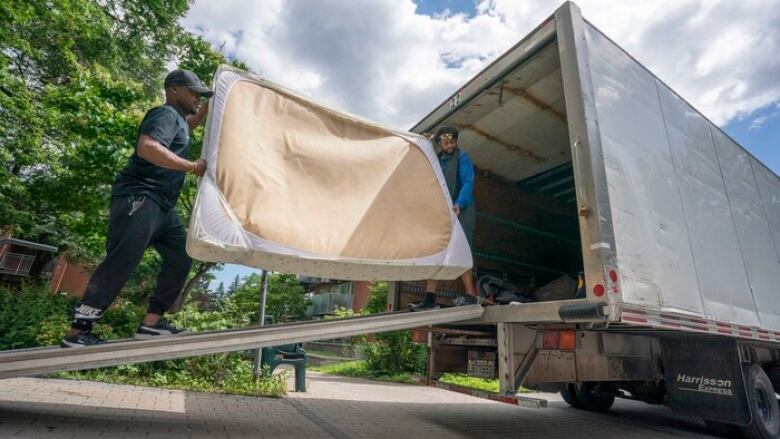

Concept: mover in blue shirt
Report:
left=410, top=126, right=478, bottom=310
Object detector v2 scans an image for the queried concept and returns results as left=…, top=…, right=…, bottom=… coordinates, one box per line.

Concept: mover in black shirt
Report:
left=62, top=69, right=212, bottom=347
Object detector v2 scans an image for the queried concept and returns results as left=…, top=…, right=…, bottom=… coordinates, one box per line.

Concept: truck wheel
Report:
left=574, top=382, right=615, bottom=412
left=560, top=383, right=582, bottom=408
left=763, top=362, right=780, bottom=394
left=740, top=364, right=780, bottom=439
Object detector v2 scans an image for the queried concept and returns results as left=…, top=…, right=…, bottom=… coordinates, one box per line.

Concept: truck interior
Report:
left=429, top=38, right=583, bottom=302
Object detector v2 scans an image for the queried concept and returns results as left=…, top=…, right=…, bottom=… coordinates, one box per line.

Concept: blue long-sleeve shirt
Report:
left=439, top=150, right=475, bottom=210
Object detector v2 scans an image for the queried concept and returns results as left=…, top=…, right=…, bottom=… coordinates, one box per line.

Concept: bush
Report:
left=363, top=281, right=388, bottom=314
left=0, top=283, right=288, bottom=397
left=62, top=355, right=288, bottom=397
left=359, top=282, right=427, bottom=377
left=363, top=330, right=427, bottom=377
left=0, top=283, right=75, bottom=350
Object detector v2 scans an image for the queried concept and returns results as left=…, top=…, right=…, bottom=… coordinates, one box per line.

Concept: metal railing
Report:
left=0, top=305, right=485, bottom=379
left=0, top=252, right=35, bottom=276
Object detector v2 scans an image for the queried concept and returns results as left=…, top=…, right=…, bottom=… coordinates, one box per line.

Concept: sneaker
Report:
left=135, top=318, right=189, bottom=339
left=61, top=330, right=103, bottom=348
left=408, top=300, right=441, bottom=311
left=453, top=295, right=478, bottom=306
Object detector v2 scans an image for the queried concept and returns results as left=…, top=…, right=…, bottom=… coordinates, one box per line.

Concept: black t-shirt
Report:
left=112, top=104, right=190, bottom=210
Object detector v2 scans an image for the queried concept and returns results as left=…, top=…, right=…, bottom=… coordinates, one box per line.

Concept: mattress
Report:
left=186, top=65, right=472, bottom=280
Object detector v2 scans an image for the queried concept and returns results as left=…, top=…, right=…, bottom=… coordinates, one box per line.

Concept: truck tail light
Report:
left=542, top=330, right=576, bottom=350
left=558, top=330, right=576, bottom=350
left=542, top=331, right=559, bottom=349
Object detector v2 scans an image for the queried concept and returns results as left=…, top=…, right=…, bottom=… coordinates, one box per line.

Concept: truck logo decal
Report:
left=676, top=373, right=733, bottom=396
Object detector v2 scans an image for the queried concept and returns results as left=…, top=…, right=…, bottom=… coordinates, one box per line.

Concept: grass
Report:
left=438, top=373, right=533, bottom=393
left=439, top=373, right=499, bottom=393
left=310, top=360, right=418, bottom=384
left=52, top=357, right=289, bottom=398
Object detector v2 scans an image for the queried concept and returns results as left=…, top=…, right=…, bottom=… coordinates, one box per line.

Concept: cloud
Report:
left=748, top=104, right=780, bottom=130
left=182, top=0, right=780, bottom=129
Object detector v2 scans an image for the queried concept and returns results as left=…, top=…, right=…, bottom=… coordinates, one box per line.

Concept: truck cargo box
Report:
left=410, top=1, right=780, bottom=336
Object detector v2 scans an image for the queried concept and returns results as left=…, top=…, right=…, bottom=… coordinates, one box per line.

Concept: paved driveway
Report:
left=0, top=370, right=721, bottom=438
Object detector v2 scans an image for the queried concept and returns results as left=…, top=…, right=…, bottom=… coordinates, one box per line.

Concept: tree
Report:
left=229, top=273, right=310, bottom=323
left=1, top=0, right=191, bottom=258
left=215, top=282, right=226, bottom=300
left=227, top=275, right=241, bottom=296
left=0, top=0, right=245, bottom=306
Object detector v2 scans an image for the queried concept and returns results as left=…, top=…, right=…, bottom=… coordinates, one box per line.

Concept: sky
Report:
left=180, top=0, right=780, bottom=289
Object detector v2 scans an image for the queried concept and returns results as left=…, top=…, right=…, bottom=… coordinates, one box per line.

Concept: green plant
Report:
left=329, top=306, right=356, bottom=319
left=61, top=355, right=288, bottom=397
left=439, top=373, right=500, bottom=393
left=311, top=360, right=369, bottom=377
left=363, top=330, right=427, bottom=377
left=356, top=281, right=427, bottom=377
left=0, top=283, right=76, bottom=350
left=362, top=281, right=388, bottom=314
left=310, top=360, right=417, bottom=384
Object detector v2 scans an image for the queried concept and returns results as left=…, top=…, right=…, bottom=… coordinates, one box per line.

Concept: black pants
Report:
left=73, top=195, right=192, bottom=324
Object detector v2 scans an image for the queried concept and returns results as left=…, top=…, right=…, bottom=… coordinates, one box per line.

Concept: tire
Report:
left=560, top=383, right=582, bottom=408
left=740, top=364, right=780, bottom=439
left=573, top=382, right=615, bottom=412
left=764, top=363, right=780, bottom=394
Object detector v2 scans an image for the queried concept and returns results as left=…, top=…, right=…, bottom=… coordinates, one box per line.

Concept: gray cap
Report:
left=164, top=69, right=214, bottom=98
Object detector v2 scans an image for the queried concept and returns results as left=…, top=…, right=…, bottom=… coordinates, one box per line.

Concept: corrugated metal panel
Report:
left=712, top=129, right=780, bottom=330
left=584, top=21, right=777, bottom=328
left=584, top=24, right=702, bottom=315
left=753, top=159, right=780, bottom=258
left=656, top=85, right=757, bottom=326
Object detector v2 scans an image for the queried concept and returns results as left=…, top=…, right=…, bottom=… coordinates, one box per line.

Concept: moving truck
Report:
left=393, top=2, right=780, bottom=438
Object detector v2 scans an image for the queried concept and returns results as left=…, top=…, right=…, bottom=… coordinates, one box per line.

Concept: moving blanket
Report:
left=187, top=65, right=472, bottom=280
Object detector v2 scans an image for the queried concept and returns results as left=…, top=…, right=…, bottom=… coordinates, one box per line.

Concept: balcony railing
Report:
left=0, top=252, right=35, bottom=276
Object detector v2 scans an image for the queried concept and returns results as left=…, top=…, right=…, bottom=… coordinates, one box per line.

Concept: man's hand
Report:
left=452, top=204, right=460, bottom=217
left=190, top=158, right=207, bottom=177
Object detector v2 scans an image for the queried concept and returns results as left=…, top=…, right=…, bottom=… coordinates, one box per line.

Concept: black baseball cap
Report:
left=434, top=126, right=459, bottom=141
left=164, top=69, right=214, bottom=98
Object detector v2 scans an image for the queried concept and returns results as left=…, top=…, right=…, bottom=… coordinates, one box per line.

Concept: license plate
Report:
left=467, top=351, right=496, bottom=378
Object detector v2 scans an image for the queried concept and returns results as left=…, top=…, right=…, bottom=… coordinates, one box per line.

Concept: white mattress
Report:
left=186, top=65, right=472, bottom=280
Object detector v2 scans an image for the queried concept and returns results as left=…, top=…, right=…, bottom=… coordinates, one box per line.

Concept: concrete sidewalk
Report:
left=0, top=370, right=716, bottom=439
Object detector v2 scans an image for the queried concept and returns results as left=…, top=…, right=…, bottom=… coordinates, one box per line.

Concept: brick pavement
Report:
left=0, top=370, right=718, bottom=439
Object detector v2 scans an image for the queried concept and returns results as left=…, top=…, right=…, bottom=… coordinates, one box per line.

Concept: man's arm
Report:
left=186, top=101, right=209, bottom=133
left=136, top=134, right=206, bottom=176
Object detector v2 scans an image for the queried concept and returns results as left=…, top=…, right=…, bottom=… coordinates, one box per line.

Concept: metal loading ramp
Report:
left=0, top=305, right=483, bottom=379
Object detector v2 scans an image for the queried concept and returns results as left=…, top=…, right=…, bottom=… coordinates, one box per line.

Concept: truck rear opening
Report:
left=406, top=34, right=586, bottom=306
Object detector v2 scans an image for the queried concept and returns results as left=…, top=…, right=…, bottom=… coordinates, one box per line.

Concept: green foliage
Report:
left=439, top=373, right=499, bottom=393
left=329, top=306, right=356, bottom=319
left=310, top=360, right=417, bottom=384
left=0, top=0, right=285, bottom=398
left=58, top=302, right=290, bottom=397
left=0, top=283, right=75, bottom=350
left=362, top=281, right=388, bottom=314
left=229, top=273, right=310, bottom=323
left=0, top=0, right=243, bottom=283
left=1, top=283, right=287, bottom=397
left=363, top=330, right=427, bottom=377
left=310, top=360, right=369, bottom=377
left=1, top=0, right=190, bottom=257
left=61, top=357, right=288, bottom=397
left=357, top=281, right=427, bottom=377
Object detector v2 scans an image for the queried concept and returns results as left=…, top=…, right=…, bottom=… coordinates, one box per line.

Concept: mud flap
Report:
left=660, top=337, right=750, bottom=425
